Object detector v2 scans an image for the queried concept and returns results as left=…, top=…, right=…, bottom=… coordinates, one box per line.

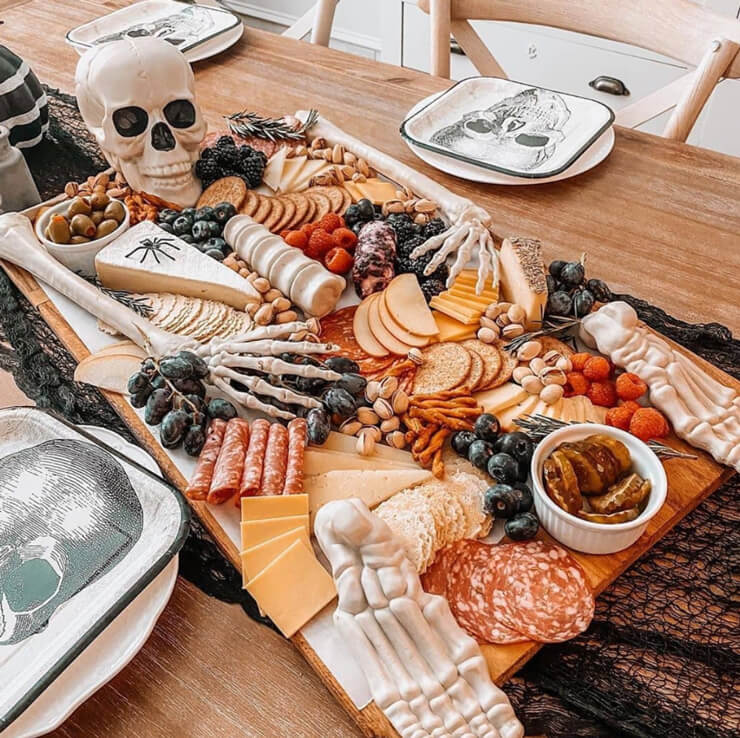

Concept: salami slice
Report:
left=260, top=423, right=289, bottom=496
left=282, top=418, right=307, bottom=495
left=185, top=420, right=227, bottom=500
left=239, top=418, right=270, bottom=499
left=207, top=418, right=250, bottom=504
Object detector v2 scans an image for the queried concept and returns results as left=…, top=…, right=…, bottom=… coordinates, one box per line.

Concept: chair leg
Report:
left=430, top=0, right=451, bottom=78
left=310, top=0, right=338, bottom=46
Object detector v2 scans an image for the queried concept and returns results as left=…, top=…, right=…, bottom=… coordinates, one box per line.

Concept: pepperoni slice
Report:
left=207, top=419, right=250, bottom=504
left=282, top=418, right=307, bottom=495
left=185, top=420, right=227, bottom=500
left=260, top=423, right=289, bottom=496
left=239, top=418, right=270, bottom=499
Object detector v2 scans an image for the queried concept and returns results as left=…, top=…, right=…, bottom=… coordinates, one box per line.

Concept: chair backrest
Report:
left=419, top=0, right=740, bottom=141
left=282, top=0, right=338, bottom=46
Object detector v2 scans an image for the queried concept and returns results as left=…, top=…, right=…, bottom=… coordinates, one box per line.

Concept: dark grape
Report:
left=182, top=394, right=206, bottom=414
left=207, top=398, right=238, bottom=420
left=145, top=388, right=172, bottom=425
left=160, top=409, right=189, bottom=448
left=141, top=358, right=157, bottom=374
left=129, top=389, right=150, bottom=408
left=306, top=407, right=331, bottom=445
left=324, top=356, right=360, bottom=374
left=322, top=387, right=357, bottom=418
left=473, top=413, right=500, bottom=443
left=177, top=350, right=209, bottom=378
left=559, top=261, right=585, bottom=287
left=586, top=278, right=612, bottom=302
left=511, top=482, right=534, bottom=513
left=151, top=374, right=166, bottom=390
left=336, top=372, right=367, bottom=396
left=546, top=274, right=558, bottom=295
left=159, top=356, right=193, bottom=380
left=127, top=371, right=150, bottom=395
left=468, top=439, right=494, bottom=471
left=505, top=512, right=539, bottom=541
left=183, top=424, right=207, bottom=456
left=451, top=430, right=477, bottom=456
left=547, top=291, right=573, bottom=316
left=487, top=452, right=519, bottom=484
left=483, top=484, right=519, bottom=519
left=493, top=432, right=534, bottom=464
left=573, top=288, right=595, bottom=317
left=172, top=377, right=206, bottom=396
left=548, top=259, right=568, bottom=279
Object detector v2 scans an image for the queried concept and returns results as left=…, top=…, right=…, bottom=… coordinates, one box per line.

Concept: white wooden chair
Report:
left=282, top=0, right=339, bottom=46
left=418, top=0, right=740, bottom=141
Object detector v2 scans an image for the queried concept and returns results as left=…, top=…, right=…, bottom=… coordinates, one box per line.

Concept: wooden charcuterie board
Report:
left=1, top=256, right=736, bottom=738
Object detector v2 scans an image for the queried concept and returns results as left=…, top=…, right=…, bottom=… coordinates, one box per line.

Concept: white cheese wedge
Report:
left=291, top=159, right=331, bottom=191
left=278, top=156, right=307, bottom=192
left=559, top=397, right=579, bottom=423
left=304, top=448, right=417, bottom=476
left=571, top=395, right=588, bottom=423
left=544, top=397, right=564, bottom=419
left=499, top=237, right=548, bottom=330
left=497, top=394, right=540, bottom=431
left=262, top=147, right=289, bottom=192
left=319, top=431, right=417, bottom=465
left=305, top=468, right=433, bottom=516
left=475, top=382, right=529, bottom=415
left=96, top=222, right=259, bottom=310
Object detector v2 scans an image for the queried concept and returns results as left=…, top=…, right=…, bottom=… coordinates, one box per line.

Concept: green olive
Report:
left=89, top=191, right=110, bottom=210
left=69, top=235, right=91, bottom=244
left=90, top=210, right=105, bottom=225
left=67, top=196, right=92, bottom=217
left=95, top=219, right=120, bottom=238
left=70, top=213, right=96, bottom=237
left=103, top=200, right=125, bottom=223
left=47, top=214, right=71, bottom=244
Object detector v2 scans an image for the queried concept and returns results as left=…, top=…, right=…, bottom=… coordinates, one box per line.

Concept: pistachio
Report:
left=365, top=380, right=381, bottom=403
left=507, top=304, right=526, bottom=324
left=477, top=326, right=497, bottom=344
left=340, top=418, right=363, bottom=436
left=542, top=350, right=561, bottom=366
left=383, top=199, right=406, bottom=215
left=340, top=165, right=356, bottom=179
left=495, top=314, right=511, bottom=327
left=521, top=375, right=544, bottom=394
left=529, top=357, right=547, bottom=375
left=541, top=367, right=567, bottom=386
left=373, top=398, right=394, bottom=420
left=540, top=384, right=565, bottom=405
left=502, top=323, right=525, bottom=339
left=64, top=181, right=79, bottom=198
left=351, top=172, right=367, bottom=183
left=391, top=389, right=409, bottom=415
left=413, top=212, right=430, bottom=225
left=254, top=303, right=274, bottom=326
left=380, top=416, right=400, bottom=433
left=386, top=430, right=407, bottom=449
left=357, top=158, right=370, bottom=177
left=357, top=406, right=380, bottom=425
left=356, top=431, right=376, bottom=456
left=379, top=376, right=398, bottom=398
left=343, top=151, right=357, bottom=166
left=516, top=340, right=542, bottom=362
left=360, top=425, right=382, bottom=442
left=478, top=316, right=499, bottom=333
left=407, top=348, right=423, bottom=365
left=414, top=198, right=436, bottom=213
left=484, top=303, right=507, bottom=320
left=332, top=143, right=345, bottom=163
left=556, top=356, right=573, bottom=372
left=512, top=366, right=533, bottom=384
left=238, top=268, right=250, bottom=278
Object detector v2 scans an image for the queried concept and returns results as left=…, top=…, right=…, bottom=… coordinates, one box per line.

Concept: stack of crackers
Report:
left=197, top=176, right=351, bottom=234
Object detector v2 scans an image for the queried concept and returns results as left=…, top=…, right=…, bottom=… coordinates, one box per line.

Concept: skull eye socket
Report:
left=113, top=106, right=149, bottom=138
left=463, top=117, right=493, bottom=135
left=515, top=133, right=550, bottom=147
left=164, top=99, right=196, bottom=129
left=4, top=557, right=60, bottom=612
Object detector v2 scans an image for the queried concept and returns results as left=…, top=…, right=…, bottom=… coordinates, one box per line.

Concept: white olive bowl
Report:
left=35, top=197, right=129, bottom=277
left=530, top=423, right=667, bottom=555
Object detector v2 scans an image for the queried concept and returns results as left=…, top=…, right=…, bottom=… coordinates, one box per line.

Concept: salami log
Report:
left=282, top=418, right=307, bottom=495
left=238, top=418, right=270, bottom=499
left=260, top=423, right=289, bottom=496
left=185, top=420, right=226, bottom=500
left=207, top=418, right=250, bottom=504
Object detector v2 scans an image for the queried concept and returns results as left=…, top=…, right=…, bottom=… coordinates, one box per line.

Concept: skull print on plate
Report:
left=75, top=36, right=207, bottom=207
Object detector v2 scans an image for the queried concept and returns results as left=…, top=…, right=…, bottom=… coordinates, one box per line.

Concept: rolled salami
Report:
left=282, top=418, right=307, bottom=495
left=238, top=418, right=271, bottom=500
left=185, top=419, right=227, bottom=500
left=260, top=423, right=289, bottom=496
left=207, top=418, right=250, bottom=504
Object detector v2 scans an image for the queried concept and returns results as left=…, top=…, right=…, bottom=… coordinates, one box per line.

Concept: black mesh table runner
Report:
left=4, top=88, right=737, bottom=738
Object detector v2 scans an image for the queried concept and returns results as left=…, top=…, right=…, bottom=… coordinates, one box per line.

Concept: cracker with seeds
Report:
left=273, top=196, right=296, bottom=232
left=413, top=342, right=472, bottom=395
left=252, top=194, right=272, bottom=224
left=462, top=339, right=501, bottom=390
left=239, top=189, right=260, bottom=217
left=489, top=340, right=518, bottom=388
left=197, top=176, right=246, bottom=209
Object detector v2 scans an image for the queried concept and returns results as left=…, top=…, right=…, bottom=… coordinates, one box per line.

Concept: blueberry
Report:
left=195, top=206, right=215, bottom=222
left=172, top=214, right=193, bottom=235
left=159, top=208, right=180, bottom=224
left=357, top=198, right=375, bottom=221
left=451, top=430, right=477, bottom=457
left=548, top=259, right=568, bottom=279
left=493, top=432, right=534, bottom=464
left=587, top=278, right=612, bottom=303
left=573, top=288, right=595, bottom=317
left=205, top=248, right=225, bottom=261
left=206, top=220, right=222, bottom=238
left=484, top=484, right=519, bottom=519
left=344, top=203, right=362, bottom=226
left=213, top=202, right=237, bottom=224
left=181, top=207, right=197, bottom=218
left=487, top=452, right=519, bottom=484
left=351, top=221, right=364, bottom=236
left=511, top=482, right=534, bottom=513
left=473, top=413, right=500, bottom=443
left=504, top=512, right=539, bottom=541
left=559, top=261, right=585, bottom=287
left=191, top=220, right=212, bottom=241
left=516, top=457, right=530, bottom=482
left=158, top=221, right=174, bottom=234
left=468, top=439, right=494, bottom=471
left=203, top=237, right=227, bottom=254
left=547, top=290, right=573, bottom=316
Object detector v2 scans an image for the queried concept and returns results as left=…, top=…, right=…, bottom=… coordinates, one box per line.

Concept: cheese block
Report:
left=277, top=155, right=307, bottom=192
left=475, top=382, right=529, bottom=415
left=245, top=539, right=336, bottom=637
left=262, top=147, right=289, bottom=192
left=355, top=178, right=399, bottom=205
left=445, top=289, right=496, bottom=309
left=499, top=237, right=548, bottom=330
left=241, top=494, right=309, bottom=521
left=96, top=222, right=260, bottom=310
left=241, top=514, right=309, bottom=551
left=241, top=526, right=310, bottom=585
left=319, top=432, right=417, bottom=465
left=343, top=181, right=364, bottom=203
left=432, top=311, right=477, bottom=342
left=353, top=295, right=389, bottom=357
left=428, top=295, right=481, bottom=325
left=292, top=159, right=331, bottom=191
left=368, top=293, right=416, bottom=355
left=304, top=448, right=417, bottom=475
left=497, top=394, right=540, bottom=431
left=385, top=274, right=438, bottom=336
left=305, top=468, right=433, bottom=515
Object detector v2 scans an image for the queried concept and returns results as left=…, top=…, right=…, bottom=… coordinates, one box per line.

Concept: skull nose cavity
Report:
left=152, top=122, right=176, bottom=151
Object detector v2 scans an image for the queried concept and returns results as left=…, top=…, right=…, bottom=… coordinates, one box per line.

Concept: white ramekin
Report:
left=530, top=423, right=667, bottom=555
left=35, top=198, right=130, bottom=277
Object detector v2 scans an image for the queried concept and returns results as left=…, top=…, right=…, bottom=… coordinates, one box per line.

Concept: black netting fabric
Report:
left=2, top=87, right=737, bottom=738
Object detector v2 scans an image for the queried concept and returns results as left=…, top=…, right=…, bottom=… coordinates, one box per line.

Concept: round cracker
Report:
left=284, top=193, right=309, bottom=228
left=462, top=339, right=501, bottom=390
left=263, top=197, right=285, bottom=232
left=310, top=185, right=343, bottom=212
left=412, top=343, right=472, bottom=395
left=338, top=187, right=353, bottom=214
left=465, top=349, right=484, bottom=391
left=239, top=189, right=259, bottom=217
left=253, top=195, right=272, bottom=224
left=538, top=335, right=575, bottom=357
left=273, top=196, right=296, bottom=232
left=197, top=176, right=246, bottom=209
left=308, top=191, right=332, bottom=220
left=488, top=340, right=518, bottom=388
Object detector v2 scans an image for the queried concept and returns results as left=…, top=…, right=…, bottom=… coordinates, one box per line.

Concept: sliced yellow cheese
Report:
left=241, top=494, right=309, bottom=522
left=305, top=468, right=433, bottom=516
left=292, top=159, right=332, bottom=191
left=343, top=181, right=364, bottom=203
left=432, top=311, right=477, bottom=342
left=559, top=397, right=579, bottom=423
left=241, top=526, right=310, bottom=585
left=428, top=296, right=481, bottom=325
left=304, top=448, right=417, bottom=475
left=355, top=178, right=399, bottom=205
left=442, top=290, right=494, bottom=310
left=240, top=514, right=309, bottom=551
left=451, top=269, right=479, bottom=284
left=544, top=397, right=565, bottom=419
left=317, top=432, right=417, bottom=465
left=277, top=156, right=307, bottom=192
left=475, top=382, right=529, bottom=415
left=245, top=539, right=336, bottom=637
left=497, top=394, right=540, bottom=431
left=499, top=238, right=548, bottom=330
left=583, top=397, right=607, bottom=424
left=571, top=395, right=588, bottom=423
left=385, top=274, right=438, bottom=336
left=262, top=147, right=288, bottom=192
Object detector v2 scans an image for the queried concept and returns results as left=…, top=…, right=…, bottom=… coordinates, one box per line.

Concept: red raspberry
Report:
left=587, top=380, right=617, bottom=407
left=284, top=230, right=308, bottom=250
left=324, top=247, right=354, bottom=274
left=317, top=213, right=343, bottom=233
left=565, top=371, right=590, bottom=396
left=629, top=407, right=669, bottom=441
left=583, top=356, right=612, bottom=381
left=331, top=227, right=358, bottom=251
left=616, top=372, right=647, bottom=401
left=305, top=229, right=334, bottom=260
left=619, top=400, right=642, bottom=418
left=301, top=222, right=319, bottom=238
left=570, top=352, right=592, bottom=371
left=605, top=405, right=633, bottom=431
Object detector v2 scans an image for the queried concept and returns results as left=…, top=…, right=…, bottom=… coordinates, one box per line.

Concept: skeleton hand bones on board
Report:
left=297, top=113, right=499, bottom=294
left=315, top=499, right=524, bottom=738
left=581, top=302, right=740, bottom=470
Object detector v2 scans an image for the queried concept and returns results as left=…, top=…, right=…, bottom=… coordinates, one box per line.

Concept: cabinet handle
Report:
left=589, top=76, right=630, bottom=96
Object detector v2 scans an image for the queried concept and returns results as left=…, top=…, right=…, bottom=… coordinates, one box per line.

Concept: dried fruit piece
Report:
left=616, top=372, right=648, bottom=400
left=582, top=356, right=612, bottom=381
left=629, top=407, right=669, bottom=441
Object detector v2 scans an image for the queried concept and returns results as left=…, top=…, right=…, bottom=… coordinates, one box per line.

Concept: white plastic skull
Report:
left=75, top=36, right=207, bottom=207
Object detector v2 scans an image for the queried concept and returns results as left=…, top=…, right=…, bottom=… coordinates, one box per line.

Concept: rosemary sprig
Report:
left=224, top=109, right=319, bottom=142
left=516, top=413, right=697, bottom=460
left=504, top=316, right=581, bottom=354
left=79, top=272, right=154, bottom=317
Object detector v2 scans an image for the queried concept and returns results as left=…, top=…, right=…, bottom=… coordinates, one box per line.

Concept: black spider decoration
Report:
left=125, top=236, right=180, bottom=264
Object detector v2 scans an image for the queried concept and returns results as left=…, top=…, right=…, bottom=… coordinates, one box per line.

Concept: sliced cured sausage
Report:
left=260, top=423, right=289, bottom=496
left=207, top=418, right=250, bottom=504
left=239, top=418, right=270, bottom=499
left=185, top=419, right=226, bottom=500
left=282, top=418, right=307, bottom=495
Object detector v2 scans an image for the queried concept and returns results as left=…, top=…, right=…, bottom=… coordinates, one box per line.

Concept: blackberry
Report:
left=195, top=157, right=221, bottom=185
left=426, top=261, right=449, bottom=284
left=240, top=156, right=266, bottom=188
left=421, top=279, right=446, bottom=303
left=386, top=213, right=420, bottom=245
left=214, top=145, right=240, bottom=169
left=396, top=250, right=434, bottom=280
left=423, top=218, right=447, bottom=239
left=216, top=135, right=236, bottom=148
left=396, top=234, right=426, bottom=259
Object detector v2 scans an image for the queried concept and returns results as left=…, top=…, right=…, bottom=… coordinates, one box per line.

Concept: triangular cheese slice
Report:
left=319, top=431, right=417, bottom=465
left=278, top=156, right=307, bottom=192
left=95, top=222, right=259, bottom=310
left=305, top=448, right=417, bottom=475
left=305, top=468, right=433, bottom=515
left=262, top=147, right=288, bottom=191
left=544, top=397, right=564, bottom=419
left=292, top=159, right=332, bottom=191
left=497, top=393, right=540, bottom=431
left=475, top=382, right=528, bottom=415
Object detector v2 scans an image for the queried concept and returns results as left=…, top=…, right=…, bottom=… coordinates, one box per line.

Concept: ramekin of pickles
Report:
left=36, top=193, right=130, bottom=276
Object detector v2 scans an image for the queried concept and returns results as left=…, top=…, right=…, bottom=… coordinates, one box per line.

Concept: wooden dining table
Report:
left=1, top=1, right=739, bottom=736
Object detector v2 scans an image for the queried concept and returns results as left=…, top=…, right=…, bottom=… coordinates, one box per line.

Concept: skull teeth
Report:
left=139, top=161, right=193, bottom=177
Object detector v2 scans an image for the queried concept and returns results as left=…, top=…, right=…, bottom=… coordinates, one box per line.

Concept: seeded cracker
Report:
left=462, top=339, right=501, bottom=390
left=466, top=350, right=484, bottom=390
left=273, top=197, right=296, bottom=232
left=538, top=335, right=575, bottom=358
left=489, top=340, right=518, bottom=387
left=196, top=176, right=247, bottom=209
left=239, top=189, right=260, bottom=217
left=253, top=195, right=272, bottom=223
left=413, top=343, right=472, bottom=395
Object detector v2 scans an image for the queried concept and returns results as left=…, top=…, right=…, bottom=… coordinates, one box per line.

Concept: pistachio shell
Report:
left=512, top=366, right=533, bottom=384
left=357, top=406, right=380, bottom=425
left=540, top=384, right=564, bottom=405
left=386, top=430, right=407, bottom=449
left=477, top=326, right=497, bottom=344
left=365, top=380, right=381, bottom=403
left=507, top=304, right=526, bottom=324
left=380, top=416, right=400, bottom=433
left=340, top=418, right=363, bottom=435
left=521, top=375, right=544, bottom=394
left=373, top=398, right=394, bottom=420
left=356, top=432, right=376, bottom=456
left=379, top=376, right=398, bottom=398
left=529, top=357, right=547, bottom=375
left=391, top=389, right=409, bottom=415
left=516, top=340, right=542, bottom=362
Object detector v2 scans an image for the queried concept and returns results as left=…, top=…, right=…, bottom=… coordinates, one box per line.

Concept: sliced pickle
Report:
left=590, top=434, right=632, bottom=474
left=588, top=473, right=651, bottom=514
left=577, top=507, right=640, bottom=524
left=559, top=442, right=603, bottom=494
left=543, top=451, right=582, bottom=514
left=577, top=438, right=620, bottom=489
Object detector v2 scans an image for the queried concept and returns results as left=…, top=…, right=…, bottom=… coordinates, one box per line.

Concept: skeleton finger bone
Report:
left=210, top=353, right=340, bottom=381
left=211, top=377, right=295, bottom=420
left=211, top=367, right=322, bottom=409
